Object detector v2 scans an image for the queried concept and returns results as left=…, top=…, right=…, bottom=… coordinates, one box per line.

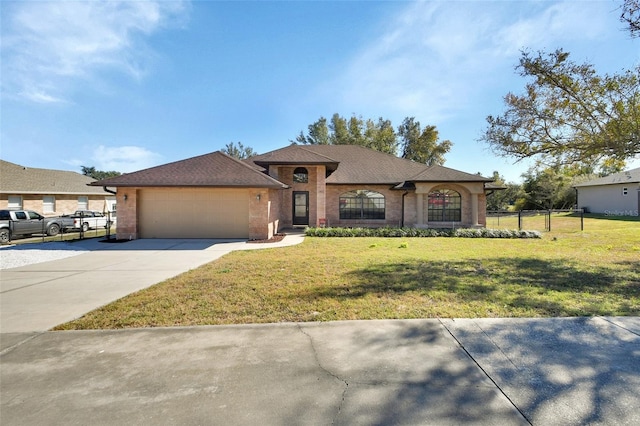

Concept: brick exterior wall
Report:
left=325, top=184, right=406, bottom=228
left=115, top=189, right=138, bottom=240
left=0, top=194, right=114, bottom=217
left=414, top=182, right=487, bottom=228
left=268, top=165, right=327, bottom=228
left=248, top=188, right=281, bottom=240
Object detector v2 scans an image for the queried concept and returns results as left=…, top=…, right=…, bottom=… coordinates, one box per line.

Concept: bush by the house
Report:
left=305, top=227, right=541, bottom=239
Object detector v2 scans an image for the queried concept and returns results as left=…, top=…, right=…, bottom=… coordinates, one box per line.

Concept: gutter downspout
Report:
left=103, top=186, right=117, bottom=195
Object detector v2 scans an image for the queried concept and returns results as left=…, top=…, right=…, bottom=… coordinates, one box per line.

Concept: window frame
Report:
left=339, top=190, right=385, bottom=220
left=43, top=195, right=56, bottom=214
left=8, top=195, right=22, bottom=210
left=427, top=189, right=462, bottom=222
left=78, top=196, right=89, bottom=210
left=293, top=167, right=309, bottom=184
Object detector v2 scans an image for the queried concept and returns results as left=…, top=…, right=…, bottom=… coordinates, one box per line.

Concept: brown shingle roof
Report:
left=251, top=145, right=433, bottom=184
left=0, top=160, right=110, bottom=195
left=408, top=164, right=493, bottom=183
left=90, top=151, right=288, bottom=188
left=251, top=145, right=340, bottom=169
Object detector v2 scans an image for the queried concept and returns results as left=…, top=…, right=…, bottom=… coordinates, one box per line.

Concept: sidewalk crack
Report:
left=296, top=324, right=349, bottom=425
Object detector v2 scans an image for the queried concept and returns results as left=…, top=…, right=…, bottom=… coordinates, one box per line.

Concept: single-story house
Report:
left=91, top=145, right=495, bottom=240
left=0, top=160, right=116, bottom=216
left=574, top=167, right=640, bottom=216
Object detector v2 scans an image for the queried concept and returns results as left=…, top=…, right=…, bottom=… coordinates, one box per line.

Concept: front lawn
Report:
left=54, top=216, right=640, bottom=330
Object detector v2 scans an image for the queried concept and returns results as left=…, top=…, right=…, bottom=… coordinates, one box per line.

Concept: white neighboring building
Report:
left=574, top=167, right=640, bottom=216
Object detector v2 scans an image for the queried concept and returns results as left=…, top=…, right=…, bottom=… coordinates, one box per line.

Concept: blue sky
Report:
left=1, top=0, right=638, bottom=183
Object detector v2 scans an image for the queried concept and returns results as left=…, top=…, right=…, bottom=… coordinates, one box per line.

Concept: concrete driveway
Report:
left=0, top=234, right=305, bottom=333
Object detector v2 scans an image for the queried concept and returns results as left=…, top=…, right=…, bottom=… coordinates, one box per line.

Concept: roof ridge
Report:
left=217, top=151, right=288, bottom=187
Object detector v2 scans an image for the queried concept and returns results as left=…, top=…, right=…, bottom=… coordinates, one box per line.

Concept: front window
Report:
left=293, top=167, right=308, bottom=183
left=8, top=195, right=22, bottom=209
left=339, top=190, right=385, bottom=220
left=43, top=196, right=55, bottom=214
left=428, top=189, right=461, bottom=222
left=78, top=196, right=88, bottom=210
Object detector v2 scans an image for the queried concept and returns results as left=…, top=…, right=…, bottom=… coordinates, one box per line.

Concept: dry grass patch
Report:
left=54, top=216, right=640, bottom=330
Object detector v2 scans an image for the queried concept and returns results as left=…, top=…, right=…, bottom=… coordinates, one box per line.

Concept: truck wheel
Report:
left=0, top=229, right=10, bottom=243
left=82, top=222, right=89, bottom=232
left=47, top=223, right=61, bottom=236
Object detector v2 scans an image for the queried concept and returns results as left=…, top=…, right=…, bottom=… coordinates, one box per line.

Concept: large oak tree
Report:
left=480, top=50, right=639, bottom=169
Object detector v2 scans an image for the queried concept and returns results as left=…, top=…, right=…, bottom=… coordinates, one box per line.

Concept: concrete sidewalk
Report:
left=1, top=317, right=639, bottom=425
left=0, top=232, right=305, bottom=333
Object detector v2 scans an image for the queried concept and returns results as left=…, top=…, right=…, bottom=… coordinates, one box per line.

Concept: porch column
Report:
left=416, top=193, right=424, bottom=226
left=471, top=193, right=479, bottom=227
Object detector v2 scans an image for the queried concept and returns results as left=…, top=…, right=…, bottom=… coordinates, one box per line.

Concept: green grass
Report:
left=54, top=217, right=640, bottom=330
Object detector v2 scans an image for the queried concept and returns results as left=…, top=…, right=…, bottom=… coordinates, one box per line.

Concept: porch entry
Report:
left=293, top=191, right=309, bottom=226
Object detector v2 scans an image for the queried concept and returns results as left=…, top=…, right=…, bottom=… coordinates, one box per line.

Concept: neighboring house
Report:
left=92, top=145, right=494, bottom=241
left=574, top=167, right=640, bottom=216
left=0, top=160, right=116, bottom=216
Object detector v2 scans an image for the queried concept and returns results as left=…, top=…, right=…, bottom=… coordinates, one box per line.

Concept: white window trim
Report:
left=78, top=196, right=89, bottom=210
left=8, top=195, right=22, bottom=209
left=622, top=187, right=628, bottom=196
left=43, top=195, right=56, bottom=214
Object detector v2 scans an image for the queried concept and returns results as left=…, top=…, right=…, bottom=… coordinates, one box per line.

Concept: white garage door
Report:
left=138, top=188, right=250, bottom=238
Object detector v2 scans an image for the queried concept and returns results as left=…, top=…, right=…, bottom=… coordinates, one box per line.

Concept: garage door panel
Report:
left=139, top=188, right=249, bottom=238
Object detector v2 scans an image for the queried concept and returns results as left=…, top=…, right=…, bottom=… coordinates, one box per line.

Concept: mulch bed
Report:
left=247, top=233, right=287, bottom=244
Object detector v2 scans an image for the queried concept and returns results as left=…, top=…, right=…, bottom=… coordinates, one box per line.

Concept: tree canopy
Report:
left=81, top=166, right=121, bottom=180
left=294, top=114, right=451, bottom=165
left=222, top=142, right=256, bottom=160
left=480, top=50, right=640, bottom=171
left=621, top=0, right=640, bottom=37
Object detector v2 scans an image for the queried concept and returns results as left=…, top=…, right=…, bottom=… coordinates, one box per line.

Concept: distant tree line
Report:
left=293, top=114, right=452, bottom=166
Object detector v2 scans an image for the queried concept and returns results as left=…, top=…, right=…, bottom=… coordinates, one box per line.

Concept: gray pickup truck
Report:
left=0, top=210, right=75, bottom=243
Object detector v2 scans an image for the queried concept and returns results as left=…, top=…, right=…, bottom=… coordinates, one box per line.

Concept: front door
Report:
left=293, top=191, right=309, bottom=226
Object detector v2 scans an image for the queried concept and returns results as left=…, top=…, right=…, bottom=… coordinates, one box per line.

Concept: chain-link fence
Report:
left=487, top=210, right=585, bottom=232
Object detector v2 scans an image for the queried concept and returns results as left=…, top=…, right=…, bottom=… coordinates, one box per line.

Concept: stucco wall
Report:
left=577, top=184, right=640, bottom=216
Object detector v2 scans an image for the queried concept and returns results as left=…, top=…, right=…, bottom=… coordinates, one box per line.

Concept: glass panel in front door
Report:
left=293, top=192, right=309, bottom=225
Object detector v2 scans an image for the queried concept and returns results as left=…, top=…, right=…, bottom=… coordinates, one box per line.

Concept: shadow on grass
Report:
left=299, top=258, right=639, bottom=316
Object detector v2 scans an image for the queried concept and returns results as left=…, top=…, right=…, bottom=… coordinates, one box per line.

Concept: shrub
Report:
left=305, top=227, right=541, bottom=239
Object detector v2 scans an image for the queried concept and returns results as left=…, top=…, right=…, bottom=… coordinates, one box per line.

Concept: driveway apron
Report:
left=0, top=236, right=303, bottom=333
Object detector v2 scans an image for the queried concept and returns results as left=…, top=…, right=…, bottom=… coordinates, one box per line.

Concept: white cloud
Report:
left=332, top=1, right=615, bottom=122
left=92, top=145, right=162, bottom=173
left=1, top=1, right=189, bottom=103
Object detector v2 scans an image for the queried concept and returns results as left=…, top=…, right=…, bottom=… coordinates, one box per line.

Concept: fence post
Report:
left=580, top=208, right=584, bottom=231
left=518, top=210, right=522, bottom=230
left=548, top=210, right=551, bottom=232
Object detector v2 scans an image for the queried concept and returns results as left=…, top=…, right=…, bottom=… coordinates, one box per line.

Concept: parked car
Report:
left=0, top=210, right=75, bottom=243
left=66, top=210, right=113, bottom=232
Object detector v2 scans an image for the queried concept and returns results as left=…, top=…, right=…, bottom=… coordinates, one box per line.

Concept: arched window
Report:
left=339, top=190, right=385, bottom=219
left=293, top=167, right=308, bottom=183
left=428, top=189, right=461, bottom=222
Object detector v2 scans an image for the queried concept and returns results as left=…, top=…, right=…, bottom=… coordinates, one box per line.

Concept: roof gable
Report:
left=573, top=167, right=640, bottom=187
left=251, top=145, right=340, bottom=167
left=0, top=160, right=110, bottom=195
left=91, top=151, right=288, bottom=188
left=251, top=145, right=433, bottom=184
